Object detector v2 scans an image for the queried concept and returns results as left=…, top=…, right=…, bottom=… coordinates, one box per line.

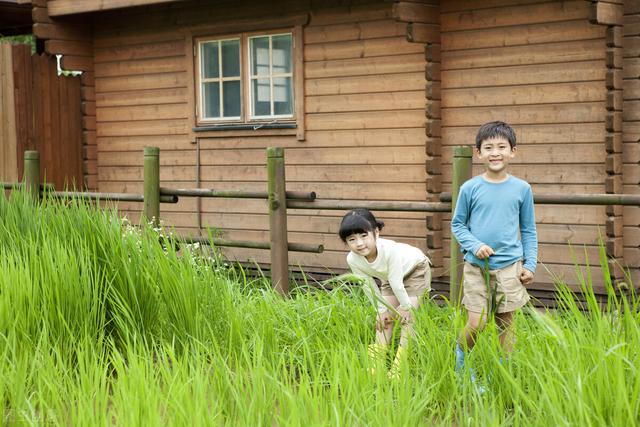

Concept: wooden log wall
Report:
left=590, top=0, right=626, bottom=285
left=92, top=0, right=431, bottom=275
left=623, top=0, right=640, bottom=287
left=35, top=0, right=96, bottom=189
left=392, top=0, right=443, bottom=277
left=439, top=0, right=612, bottom=294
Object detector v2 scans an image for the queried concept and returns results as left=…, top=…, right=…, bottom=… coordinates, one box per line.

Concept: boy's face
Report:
left=345, top=230, right=378, bottom=261
left=476, top=136, right=516, bottom=175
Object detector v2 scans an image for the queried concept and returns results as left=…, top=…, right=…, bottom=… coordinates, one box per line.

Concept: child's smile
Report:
left=346, top=231, right=378, bottom=262
left=477, top=136, right=516, bottom=179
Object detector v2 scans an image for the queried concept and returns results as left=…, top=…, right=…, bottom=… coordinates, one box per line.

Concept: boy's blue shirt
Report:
left=451, top=174, right=538, bottom=272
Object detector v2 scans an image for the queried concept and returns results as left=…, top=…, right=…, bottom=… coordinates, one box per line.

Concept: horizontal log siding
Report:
left=623, top=3, right=640, bottom=287
left=94, top=0, right=430, bottom=277
left=440, top=0, right=612, bottom=290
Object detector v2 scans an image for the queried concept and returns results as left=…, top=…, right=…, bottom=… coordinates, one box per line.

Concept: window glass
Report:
left=223, top=81, right=241, bottom=117
left=221, top=40, right=240, bottom=77
left=272, top=35, right=292, bottom=74
left=273, top=77, right=292, bottom=116
left=250, top=36, right=270, bottom=76
left=203, top=82, right=220, bottom=118
left=201, top=42, right=219, bottom=79
left=252, top=78, right=271, bottom=116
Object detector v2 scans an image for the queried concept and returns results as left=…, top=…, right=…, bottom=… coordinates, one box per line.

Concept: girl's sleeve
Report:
left=520, top=185, right=538, bottom=273
left=451, top=185, right=484, bottom=256
left=386, top=252, right=413, bottom=310
left=350, top=263, right=388, bottom=313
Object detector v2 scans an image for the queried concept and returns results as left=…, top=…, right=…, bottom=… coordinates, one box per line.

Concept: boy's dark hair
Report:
left=475, top=121, right=516, bottom=150
left=338, top=209, right=385, bottom=242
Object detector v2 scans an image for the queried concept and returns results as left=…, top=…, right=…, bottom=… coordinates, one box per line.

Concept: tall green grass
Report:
left=0, top=191, right=638, bottom=425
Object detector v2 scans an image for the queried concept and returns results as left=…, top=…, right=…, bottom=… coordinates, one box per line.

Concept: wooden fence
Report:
left=0, top=43, right=82, bottom=190
left=7, top=147, right=640, bottom=301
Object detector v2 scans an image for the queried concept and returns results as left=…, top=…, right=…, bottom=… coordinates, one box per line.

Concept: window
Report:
left=200, top=38, right=241, bottom=119
left=196, top=31, right=295, bottom=124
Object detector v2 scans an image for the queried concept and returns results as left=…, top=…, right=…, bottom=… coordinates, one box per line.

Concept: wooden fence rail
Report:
left=4, top=146, right=640, bottom=299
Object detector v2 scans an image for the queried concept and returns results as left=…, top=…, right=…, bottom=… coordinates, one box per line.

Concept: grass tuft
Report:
left=0, top=191, right=637, bottom=425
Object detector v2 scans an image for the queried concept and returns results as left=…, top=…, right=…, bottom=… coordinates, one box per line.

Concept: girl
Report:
left=339, top=209, right=431, bottom=377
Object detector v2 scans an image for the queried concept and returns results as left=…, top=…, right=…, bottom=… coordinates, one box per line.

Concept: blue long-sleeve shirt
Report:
left=451, top=175, right=538, bottom=272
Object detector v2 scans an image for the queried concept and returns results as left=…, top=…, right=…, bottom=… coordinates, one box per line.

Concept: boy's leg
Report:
left=455, top=262, right=489, bottom=377
left=458, top=262, right=491, bottom=350
left=495, top=311, right=515, bottom=353
left=494, top=261, right=529, bottom=354
left=459, top=310, right=488, bottom=350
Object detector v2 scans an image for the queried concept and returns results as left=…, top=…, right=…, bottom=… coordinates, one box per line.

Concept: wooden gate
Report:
left=0, top=42, right=82, bottom=189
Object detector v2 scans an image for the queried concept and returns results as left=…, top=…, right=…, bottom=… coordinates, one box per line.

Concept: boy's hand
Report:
left=520, top=268, right=534, bottom=286
left=475, top=244, right=495, bottom=259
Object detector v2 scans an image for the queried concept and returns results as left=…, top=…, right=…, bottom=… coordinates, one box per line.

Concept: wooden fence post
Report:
left=23, top=150, right=40, bottom=201
left=450, top=146, right=473, bottom=305
left=143, top=147, right=160, bottom=227
left=267, top=147, right=289, bottom=295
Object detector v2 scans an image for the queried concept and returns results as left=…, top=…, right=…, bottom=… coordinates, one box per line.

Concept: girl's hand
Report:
left=475, top=244, right=495, bottom=259
left=376, top=311, right=394, bottom=331
left=397, top=306, right=413, bottom=325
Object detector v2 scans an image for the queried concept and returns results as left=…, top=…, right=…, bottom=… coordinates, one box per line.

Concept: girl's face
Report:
left=345, top=229, right=378, bottom=262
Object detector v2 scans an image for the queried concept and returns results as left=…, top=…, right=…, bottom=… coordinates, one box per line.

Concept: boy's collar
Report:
left=481, top=172, right=510, bottom=183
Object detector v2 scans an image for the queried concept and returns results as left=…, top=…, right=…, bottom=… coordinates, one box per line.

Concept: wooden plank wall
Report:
left=0, top=43, right=19, bottom=182
left=93, top=0, right=430, bottom=276
left=10, top=44, right=83, bottom=189
left=36, top=0, right=96, bottom=189
left=623, top=0, right=640, bottom=287
left=440, top=0, right=611, bottom=294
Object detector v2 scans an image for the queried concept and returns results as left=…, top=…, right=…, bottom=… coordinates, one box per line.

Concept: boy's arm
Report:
left=451, top=186, right=485, bottom=256
left=520, top=186, right=538, bottom=273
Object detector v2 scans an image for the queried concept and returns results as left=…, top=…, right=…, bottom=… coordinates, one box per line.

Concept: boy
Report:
left=450, top=121, right=538, bottom=375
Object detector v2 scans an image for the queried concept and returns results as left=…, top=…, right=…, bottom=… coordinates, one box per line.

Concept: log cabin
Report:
left=2, top=0, right=640, bottom=302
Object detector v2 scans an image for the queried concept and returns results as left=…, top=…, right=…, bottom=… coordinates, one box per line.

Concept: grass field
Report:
left=0, top=192, right=638, bottom=426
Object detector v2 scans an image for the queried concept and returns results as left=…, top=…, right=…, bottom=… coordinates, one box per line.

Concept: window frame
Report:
left=247, top=32, right=295, bottom=120
left=194, top=28, right=298, bottom=127
left=197, top=36, right=243, bottom=122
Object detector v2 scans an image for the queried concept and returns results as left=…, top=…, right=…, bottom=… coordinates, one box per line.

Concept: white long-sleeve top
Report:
left=346, top=238, right=428, bottom=313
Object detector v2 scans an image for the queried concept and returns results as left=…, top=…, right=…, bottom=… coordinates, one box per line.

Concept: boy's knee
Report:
left=495, top=311, right=514, bottom=330
left=466, top=311, right=487, bottom=331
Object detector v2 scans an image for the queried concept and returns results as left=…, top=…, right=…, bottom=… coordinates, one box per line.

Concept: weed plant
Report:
left=0, top=191, right=637, bottom=425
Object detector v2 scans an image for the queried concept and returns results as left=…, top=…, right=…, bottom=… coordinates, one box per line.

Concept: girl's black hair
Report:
left=338, top=209, right=384, bottom=242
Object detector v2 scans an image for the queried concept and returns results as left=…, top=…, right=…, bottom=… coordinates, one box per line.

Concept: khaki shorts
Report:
left=462, top=261, right=530, bottom=314
left=380, top=258, right=432, bottom=298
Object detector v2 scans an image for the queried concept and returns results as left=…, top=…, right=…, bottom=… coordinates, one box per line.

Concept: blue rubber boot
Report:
left=455, top=344, right=465, bottom=376
left=455, top=344, right=485, bottom=394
